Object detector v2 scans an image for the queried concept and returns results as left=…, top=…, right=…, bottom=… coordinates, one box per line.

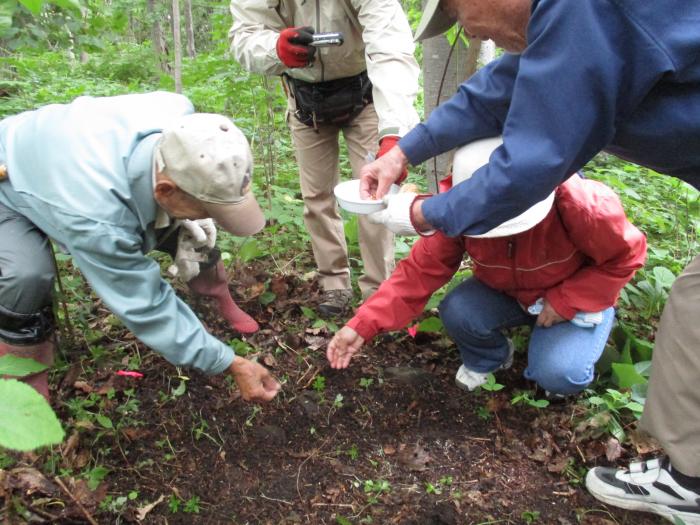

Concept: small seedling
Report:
left=363, top=479, right=391, bottom=503
left=183, top=495, right=201, bottom=514
left=511, top=391, right=550, bottom=409
left=346, top=444, right=359, bottom=460
left=475, top=405, right=492, bottom=421
left=479, top=373, right=504, bottom=392
left=245, top=405, right=262, bottom=427
left=168, top=494, right=181, bottom=513
left=228, top=338, right=254, bottom=357
left=312, top=374, right=326, bottom=392
left=521, top=510, right=540, bottom=523
left=85, top=466, right=110, bottom=490
left=425, top=482, right=441, bottom=495
left=359, top=377, right=373, bottom=389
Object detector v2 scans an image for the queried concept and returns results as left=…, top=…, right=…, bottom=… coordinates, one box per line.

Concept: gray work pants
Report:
left=0, top=201, right=55, bottom=316
left=641, top=252, right=700, bottom=475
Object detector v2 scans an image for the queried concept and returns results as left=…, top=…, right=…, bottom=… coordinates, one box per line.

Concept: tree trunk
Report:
left=171, top=0, right=183, bottom=93
left=421, top=27, right=481, bottom=191
left=148, top=0, right=170, bottom=73
left=184, top=0, right=196, bottom=58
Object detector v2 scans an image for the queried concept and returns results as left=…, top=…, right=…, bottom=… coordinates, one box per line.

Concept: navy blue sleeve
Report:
left=399, top=53, right=518, bottom=162
left=403, top=0, right=671, bottom=237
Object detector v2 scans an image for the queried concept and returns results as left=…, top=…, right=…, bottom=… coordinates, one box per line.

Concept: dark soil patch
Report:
left=1, top=263, right=664, bottom=524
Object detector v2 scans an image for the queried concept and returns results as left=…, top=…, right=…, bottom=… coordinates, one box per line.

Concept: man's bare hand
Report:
left=536, top=300, right=566, bottom=327
left=229, top=357, right=280, bottom=402
left=326, top=326, right=365, bottom=369
left=360, top=145, right=409, bottom=200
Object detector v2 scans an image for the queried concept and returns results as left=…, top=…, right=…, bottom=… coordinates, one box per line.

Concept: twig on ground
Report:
left=53, top=477, right=98, bottom=525
left=260, top=493, right=293, bottom=505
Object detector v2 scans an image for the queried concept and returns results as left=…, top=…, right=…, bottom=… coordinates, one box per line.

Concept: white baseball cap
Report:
left=154, top=113, right=265, bottom=237
left=414, top=0, right=457, bottom=42
left=452, top=136, right=555, bottom=238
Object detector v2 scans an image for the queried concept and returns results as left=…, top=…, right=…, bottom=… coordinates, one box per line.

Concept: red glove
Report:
left=276, top=26, right=316, bottom=68
left=377, top=135, right=408, bottom=183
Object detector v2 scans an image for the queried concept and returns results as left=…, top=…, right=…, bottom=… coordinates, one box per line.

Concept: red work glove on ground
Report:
left=276, top=26, right=316, bottom=68
left=377, top=135, right=408, bottom=183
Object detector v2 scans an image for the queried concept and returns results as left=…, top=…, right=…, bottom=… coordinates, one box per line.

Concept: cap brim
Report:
left=204, top=192, right=266, bottom=237
left=468, top=192, right=555, bottom=238
left=414, top=0, right=457, bottom=42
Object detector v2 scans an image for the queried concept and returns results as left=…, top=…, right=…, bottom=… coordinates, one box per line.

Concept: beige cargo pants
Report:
left=286, top=101, right=394, bottom=298
left=640, top=253, right=700, bottom=476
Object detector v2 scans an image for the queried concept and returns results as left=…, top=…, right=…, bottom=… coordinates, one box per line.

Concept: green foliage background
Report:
left=0, top=0, right=698, bottom=451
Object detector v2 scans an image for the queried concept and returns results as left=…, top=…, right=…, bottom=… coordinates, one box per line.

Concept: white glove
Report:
left=167, top=219, right=217, bottom=281
left=182, top=218, right=217, bottom=250
left=367, top=192, right=419, bottom=236
left=571, top=311, right=604, bottom=328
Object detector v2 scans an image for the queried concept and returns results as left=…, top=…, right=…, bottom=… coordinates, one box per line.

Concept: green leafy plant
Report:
left=511, top=391, right=549, bottom=409
left=425, top=476, right=452, bottom=495
left=312, top=374, right=326, bottom=393
left=580, top=388, right=644, bottom=442
left=184, top=495, right=201, bottom=514
left=0, top=355, right=64, bottom=451
left=359, top=377, right=373, bottom=389
left=362, top=479, right=391, bottom=504
left=521, top=510, right=541, bottom=523
left=478, top=373, right=504, bottom=392
left=346, top=443, right=359, bottom=460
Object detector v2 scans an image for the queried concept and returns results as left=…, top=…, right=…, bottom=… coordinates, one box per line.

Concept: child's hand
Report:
left=536, top=300, right=566, bottom=327
left=327, top=326, right=365, bottom=369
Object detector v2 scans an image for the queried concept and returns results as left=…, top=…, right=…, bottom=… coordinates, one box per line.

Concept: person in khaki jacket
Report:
left=229, top=0, right=420, bottom=316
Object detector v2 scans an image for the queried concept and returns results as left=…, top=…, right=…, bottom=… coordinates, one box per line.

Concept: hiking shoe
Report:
left=318, top=289, right=353, bottom=317
left=586, top=457, right=700, bottom=525
left=455, top=339, right=515, bottom=391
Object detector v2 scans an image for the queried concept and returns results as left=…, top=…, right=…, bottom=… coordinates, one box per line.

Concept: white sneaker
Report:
left=454, top=339, right=515, bottom=391
left=586, top=458, right=700, bottom=525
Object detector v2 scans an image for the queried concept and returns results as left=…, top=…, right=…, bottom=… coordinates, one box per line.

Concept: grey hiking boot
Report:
left=318, top=289, right=353, bottom=317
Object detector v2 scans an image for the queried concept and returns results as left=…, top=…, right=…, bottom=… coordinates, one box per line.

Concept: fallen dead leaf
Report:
left=9, top=467, right=58, bottom=496
left=73, top=380, right=93, bottom=393
left=628, top=428, right=662, bottom=456
left=262, top=354, right=278, bottom=367
left=136, top=494, right=165, bottom=521
left=605, top=437, right=624, bottom=462
left=248, top=282, right=266, bottom=298
left=69, top=477, right=108, bottom=511
left=304, top=335, right=326, bottom=351
left=397, top=443, right=431, bottom=471
left=270, top=276, right=289, bottom=298
left=547, top=455, right=572, bottom=474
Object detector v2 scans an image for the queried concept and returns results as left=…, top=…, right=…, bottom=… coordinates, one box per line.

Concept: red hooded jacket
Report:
left=347, top=175, right=647, bottom=341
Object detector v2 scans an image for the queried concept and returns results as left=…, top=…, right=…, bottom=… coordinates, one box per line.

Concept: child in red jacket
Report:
left=327, top=137, right=647, bottom=395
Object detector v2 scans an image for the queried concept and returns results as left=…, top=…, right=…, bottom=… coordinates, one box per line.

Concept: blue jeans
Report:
left=438, top=277, right=615, bottom=395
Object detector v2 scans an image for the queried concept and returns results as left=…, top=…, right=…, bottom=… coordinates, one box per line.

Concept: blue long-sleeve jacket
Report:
left=0, top=92, right=235, bottom=375
left=400, top=0, right=700, bottom=237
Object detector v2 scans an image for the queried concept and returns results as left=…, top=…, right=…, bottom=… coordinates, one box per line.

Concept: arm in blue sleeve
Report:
left=398, top=54, right=519, bottom=164
left=69, top=230, right=235, bottom=375
left=414, top=0, right=671, bottom=237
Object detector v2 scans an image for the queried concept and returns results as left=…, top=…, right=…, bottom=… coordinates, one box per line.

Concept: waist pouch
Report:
left=286, top=71, right=373, bottom=128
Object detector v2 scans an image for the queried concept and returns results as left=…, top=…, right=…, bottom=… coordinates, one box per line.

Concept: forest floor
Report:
left=1, top=260, right=665, bottom=524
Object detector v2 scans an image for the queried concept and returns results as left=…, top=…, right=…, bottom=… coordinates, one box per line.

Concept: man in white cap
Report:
left=357, top=0, right=700, bottom=523
left=327, top=137, right=646, bottom=398
left=0, top=91, right=280, bottom=403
